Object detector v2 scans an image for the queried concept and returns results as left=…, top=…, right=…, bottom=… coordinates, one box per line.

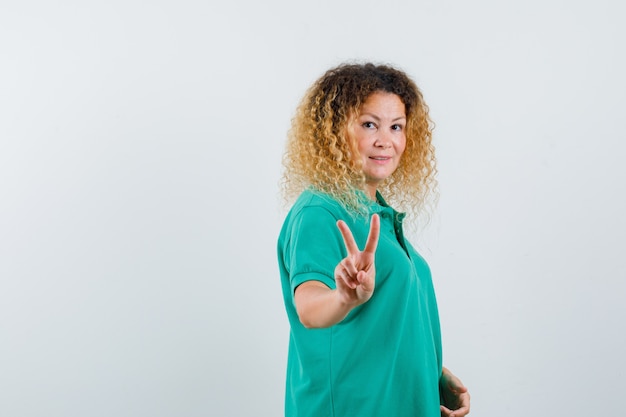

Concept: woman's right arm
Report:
left=294, top=281, right=357, bottom=328
left=294, top=214, right=380, bottom=328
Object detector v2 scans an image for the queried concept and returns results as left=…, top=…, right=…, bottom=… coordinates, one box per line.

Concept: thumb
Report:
left=440, top=405, right=454, bottom=417
left=356, top=270, right=373, bottom=290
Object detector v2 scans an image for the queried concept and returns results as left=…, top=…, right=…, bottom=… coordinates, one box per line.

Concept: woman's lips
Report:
left=369, top=156, right=391, bottom=163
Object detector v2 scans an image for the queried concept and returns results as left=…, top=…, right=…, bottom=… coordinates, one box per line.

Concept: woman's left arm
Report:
left=439, top=366, right=470, bottom=417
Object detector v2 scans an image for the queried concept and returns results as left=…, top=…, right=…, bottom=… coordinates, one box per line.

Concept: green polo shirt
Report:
left=278, top=189, right=443, bottom=417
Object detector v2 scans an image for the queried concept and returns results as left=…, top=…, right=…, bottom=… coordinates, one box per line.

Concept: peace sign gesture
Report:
left=334, top=214, right=381, bottom=307
left=293, top=214, right=381, bottom=328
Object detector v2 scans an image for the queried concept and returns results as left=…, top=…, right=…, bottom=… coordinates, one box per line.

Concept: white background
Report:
left=1, top=1, right=625, bottom=416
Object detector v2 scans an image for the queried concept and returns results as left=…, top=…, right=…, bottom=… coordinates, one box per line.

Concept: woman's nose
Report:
left=374, top=133, right=392, bottom=148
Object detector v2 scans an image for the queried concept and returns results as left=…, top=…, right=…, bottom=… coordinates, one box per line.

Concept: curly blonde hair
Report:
left=281, top=62, right=437, bottom=221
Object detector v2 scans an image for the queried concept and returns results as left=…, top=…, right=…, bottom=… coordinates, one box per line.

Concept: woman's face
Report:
left=349, top=92, right=407, bottom=198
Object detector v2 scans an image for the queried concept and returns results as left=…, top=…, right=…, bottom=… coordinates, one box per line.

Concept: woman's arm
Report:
left=294, top=281, right=357, bottom=328
left=294, top=214, right=380, bottom=328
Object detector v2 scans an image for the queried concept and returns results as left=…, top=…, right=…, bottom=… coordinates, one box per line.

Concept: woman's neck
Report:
left=364, top=184, right=377, bottom=200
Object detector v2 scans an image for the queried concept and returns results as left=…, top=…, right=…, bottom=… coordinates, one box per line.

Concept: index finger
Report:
left=362, top=214, right=380, bottom=255
left=336, top=219, right=359, bottom=255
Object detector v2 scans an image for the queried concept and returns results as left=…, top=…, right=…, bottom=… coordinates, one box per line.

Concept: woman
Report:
left=278, top=63, right=470, bottom=417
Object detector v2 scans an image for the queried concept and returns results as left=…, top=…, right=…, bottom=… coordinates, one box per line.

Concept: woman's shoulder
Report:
left=279, top=190, right=345, bottom=240
left=292, top=189, right=344, bottom=212
left=283, top=189, right=352, bottom=226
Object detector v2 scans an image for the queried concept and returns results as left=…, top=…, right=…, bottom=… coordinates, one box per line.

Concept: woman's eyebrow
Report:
left=360, top=112, right=406, bottom=122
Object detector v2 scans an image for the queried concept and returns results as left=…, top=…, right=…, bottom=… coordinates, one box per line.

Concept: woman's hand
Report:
left=334, top=214, right=380, bottom=308
left=294, top=214, right=380, bottom=328
left=440, top=367, right=470, bottom=417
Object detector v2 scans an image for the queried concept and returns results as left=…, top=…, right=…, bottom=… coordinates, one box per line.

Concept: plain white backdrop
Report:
left=1, top=1, right=624, bottom=416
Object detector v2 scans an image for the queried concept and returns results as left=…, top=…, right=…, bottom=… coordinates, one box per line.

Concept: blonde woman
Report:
left=278, top=63, right=470, bottom=417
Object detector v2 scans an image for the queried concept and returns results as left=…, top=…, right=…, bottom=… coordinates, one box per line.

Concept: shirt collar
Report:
left=368, top=191, right=406, bottom=222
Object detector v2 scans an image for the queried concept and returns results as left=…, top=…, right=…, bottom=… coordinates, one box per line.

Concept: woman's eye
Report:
left=362, top=122, right=376, bottom=129
left=391, top=124, right=403, bottom=131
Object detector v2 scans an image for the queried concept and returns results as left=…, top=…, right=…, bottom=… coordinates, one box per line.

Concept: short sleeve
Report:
left=283, top=206, right=347, bottom=293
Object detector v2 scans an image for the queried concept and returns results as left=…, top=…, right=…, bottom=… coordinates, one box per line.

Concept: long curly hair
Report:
left=281, top=62, right=437, bottom=221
